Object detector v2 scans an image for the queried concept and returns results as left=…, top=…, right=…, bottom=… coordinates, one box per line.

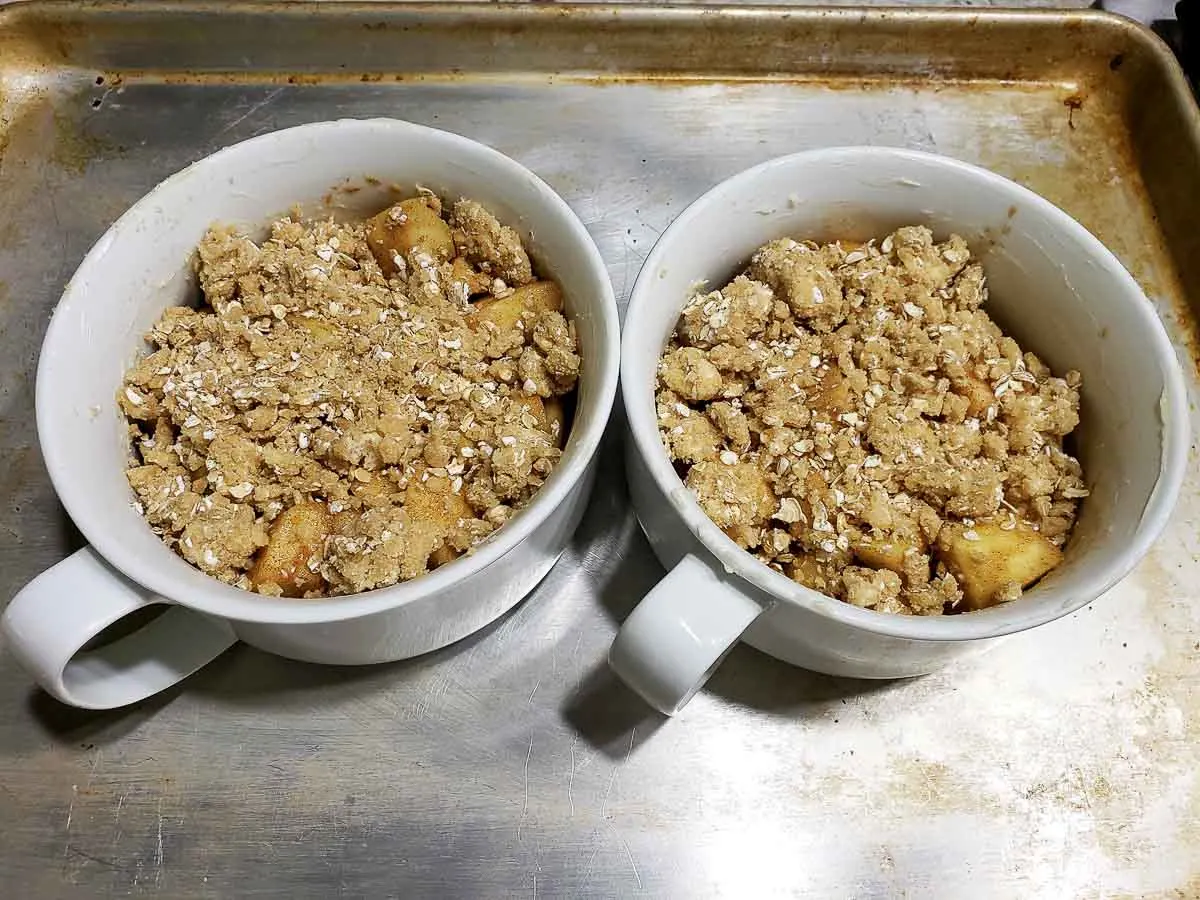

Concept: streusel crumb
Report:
left=121, top=193, right=580, bottom=597
left=657, top=226, right=1086, bottom=615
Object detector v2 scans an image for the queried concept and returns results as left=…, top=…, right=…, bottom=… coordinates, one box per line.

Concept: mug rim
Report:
left=622, top=145, right=1190, bottom=643
left=36, top=118, right=620, bottom=626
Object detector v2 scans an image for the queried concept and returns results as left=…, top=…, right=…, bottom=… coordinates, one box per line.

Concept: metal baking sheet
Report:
left=1, top=3, right=1198, bottom=896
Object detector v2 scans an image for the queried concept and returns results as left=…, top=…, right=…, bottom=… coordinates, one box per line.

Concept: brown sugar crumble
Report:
left=657, top=226, right=1087, bottom=615
left=120, top=191, right=581, bottom=597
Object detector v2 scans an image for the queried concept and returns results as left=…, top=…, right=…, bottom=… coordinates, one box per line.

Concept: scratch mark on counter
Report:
left=154, top=799, right=164, bottom=885
left=519, top=731, right=534, bottom=841
left=600, top=727, right=636, bottom=820
left=575, top=724, right=638, bottom=900
left=528, top=678, right=541, bottom=705
left=571, top=630, right=585, bottom=669
left=620, top=241, right=634, bottom=300
left=567, top=734, right=578, bottom=817
left=214, top=88, right=284, bottom=140
left=114, top=792, right=126, bottom=849
left=66, top=847, right=124, bottom=871
left=65, top=747, right=104, bottom=861
left=41, top=167, right=66, bottom=265
left=62, top=784, right=77, bottom=858
left=1072, top=765, right=1095, bottom=814
left=523, top=733, right=534, bottom=814
left=599, top=765, right=619, bottom=819
left=578, top=840, right=602, bottom=898
left=614, top=828, right=643, bottom=890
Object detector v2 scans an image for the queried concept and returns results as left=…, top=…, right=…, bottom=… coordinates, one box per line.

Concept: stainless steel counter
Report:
left=1, top=3, right=1198, bottom=897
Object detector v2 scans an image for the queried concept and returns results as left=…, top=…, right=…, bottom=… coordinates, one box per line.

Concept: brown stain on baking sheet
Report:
left=1064, top=92, right=1085, bottom=130
left=48, top=107, right=114, bottom=175
left=0, top=73, right=123, bottom=209
left=968, top=80, right=1200, bottom=375
left=1121, top=548, right=1200, bottom=887
left=0, top=12, right=87, bottom=70
left=1161, top=883, right=1200, bottom=900
left=883, top=758, right=1002, bottom=815
left=0, top=2, right=1152, bottom=85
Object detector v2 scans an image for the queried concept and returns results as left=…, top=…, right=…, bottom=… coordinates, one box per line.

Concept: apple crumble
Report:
left=119, top=192, right=580, bottom=597
left=657, top=226, right=1086, bottom=615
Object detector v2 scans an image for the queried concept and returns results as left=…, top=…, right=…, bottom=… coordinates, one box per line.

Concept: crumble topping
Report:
left=121, top=193, right=580, bottom=597
left=657, top=226, right=1086, bottom=615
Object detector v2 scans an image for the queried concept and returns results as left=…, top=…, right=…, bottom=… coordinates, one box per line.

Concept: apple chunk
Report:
left=935, top=522, right=1063, bottom=610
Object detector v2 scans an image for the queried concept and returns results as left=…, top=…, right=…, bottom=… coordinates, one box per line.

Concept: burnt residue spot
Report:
left=90, top=97, right=101, bottom=109
left=1064, top=94, right=1084, bottom=130
left=1007, top=205, right=1017, bottom=219
left=94, top=75, right=105, bottom=86
left=1110, top=53, right=1125, bottom=71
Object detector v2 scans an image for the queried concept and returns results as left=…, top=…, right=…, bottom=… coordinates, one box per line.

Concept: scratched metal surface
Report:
left=0, top=3, right=1199, bottom=898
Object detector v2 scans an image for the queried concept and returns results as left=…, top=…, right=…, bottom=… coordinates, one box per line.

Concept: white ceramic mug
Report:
left=1, top=119, right=619, bottom=710
left=611, top=147, right=1189, bottom=715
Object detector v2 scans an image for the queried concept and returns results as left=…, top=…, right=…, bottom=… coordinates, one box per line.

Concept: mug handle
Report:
left=608, top=553, right=765, bottom=715
left=1, top=547, right=237, bottom=709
